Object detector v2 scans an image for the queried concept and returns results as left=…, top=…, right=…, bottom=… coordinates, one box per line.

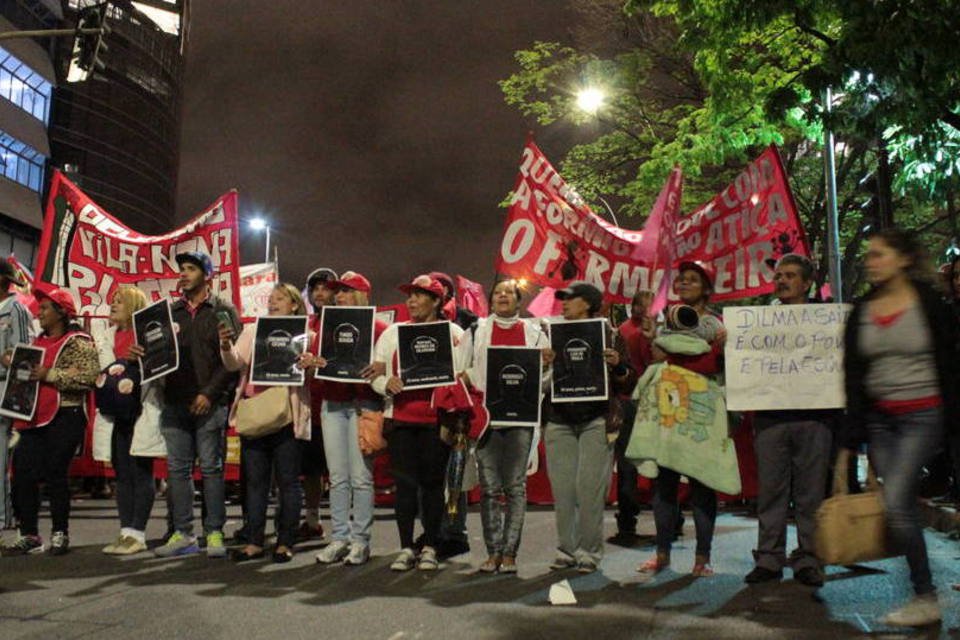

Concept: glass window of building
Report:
left=0, top=131, right=46, bottom=194
left=0, top=46, right=53, bottom=123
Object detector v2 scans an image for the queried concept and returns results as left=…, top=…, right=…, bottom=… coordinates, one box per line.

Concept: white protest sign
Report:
left=239, top=262, right=278, bottom=320
left=723, top=303, right=850, bottom=411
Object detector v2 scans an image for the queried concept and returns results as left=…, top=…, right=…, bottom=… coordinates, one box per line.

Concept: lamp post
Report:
left=250, top=217, right=270, bottom=263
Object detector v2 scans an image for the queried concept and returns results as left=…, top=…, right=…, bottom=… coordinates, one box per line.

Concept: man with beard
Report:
left=151, top=252, right=239, bottom=558
left=298, top=267, right=338, bottom=540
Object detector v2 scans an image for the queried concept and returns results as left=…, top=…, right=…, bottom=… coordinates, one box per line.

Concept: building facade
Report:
left=0, top=0, right=60, bottom=268
left=50, top=0, right=187, bottom=236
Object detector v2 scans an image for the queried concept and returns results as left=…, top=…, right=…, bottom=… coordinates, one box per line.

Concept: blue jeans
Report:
left=867, top=407, right=943, bottom=595
left=160, top=404, right=228, bottom=537
left=321, top=400, right=376, bottom=545
left=477, top=427, right=533, bottom=557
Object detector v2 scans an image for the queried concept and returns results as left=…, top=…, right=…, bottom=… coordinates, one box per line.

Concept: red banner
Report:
left=496, top=140, right=654, bottom=303
left=36, top=171, right=241, bottom=316
left=495, top=141, right=808, bottom=303
left=673, top=145, right=809, bottom=300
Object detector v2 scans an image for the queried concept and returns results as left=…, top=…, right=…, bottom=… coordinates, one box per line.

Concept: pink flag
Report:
left=455, top=275, right=488, bottom=318
left=526, top=286, right=563, bottom=317
left=633, top=167, right=683, bottom=314
left=7, top=254, right=38, bottom=317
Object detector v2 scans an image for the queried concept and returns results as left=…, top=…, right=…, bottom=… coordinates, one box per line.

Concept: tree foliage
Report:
left=500, top=1, right=960, bottom=297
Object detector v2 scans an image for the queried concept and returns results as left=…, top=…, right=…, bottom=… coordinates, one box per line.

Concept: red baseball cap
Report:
left=34, top=283, right=78, bottom=317
left=328, top=272, right=371, bottom=294
left=677, top=260, right=716, bottom=290
left=398, top=274, right=445, bottom=298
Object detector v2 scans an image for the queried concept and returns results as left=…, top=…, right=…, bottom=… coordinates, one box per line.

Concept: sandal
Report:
left=637, top=551, right=670, bottom=574
left=499, top=557, right=517, bottom=574
left=231, top=546, right=265, bottom=562
left=478, top=555, right=501, bottom=573
left=272, top=545, right=294, bottom=564
left=691, top=555, right=714, bottom=577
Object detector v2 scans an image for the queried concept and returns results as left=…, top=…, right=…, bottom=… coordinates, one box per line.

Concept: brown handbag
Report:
left=357, top=409, right=387, bottom=456
left=235, top=386, right=292, bottom=439
left=814, top=450, right=891, bottom=565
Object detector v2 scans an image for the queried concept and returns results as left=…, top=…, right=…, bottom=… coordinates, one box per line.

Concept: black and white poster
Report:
left=251, top=316, right=309, bottom=386
left=315, top=306, right=375, bottom=383
left=133, top=299, right=179, bottom=384
left=397, top=321, right=455, bottom=390
left=484, top=347, right=542, bottom=427
left=549, top=318, right=608, bottom=402
left=0, top=344, right=44, bottom=421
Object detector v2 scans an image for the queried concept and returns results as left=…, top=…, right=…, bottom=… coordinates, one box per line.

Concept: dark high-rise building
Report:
left=0, top=0, right=60, bottom=268
left=50, top=0, right=187, bottom=235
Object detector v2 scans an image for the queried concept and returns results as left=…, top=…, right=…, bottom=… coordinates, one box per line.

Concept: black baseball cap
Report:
left=306, top=267, right=338, bottom=289
left=554, top=281, right=603, bottom=313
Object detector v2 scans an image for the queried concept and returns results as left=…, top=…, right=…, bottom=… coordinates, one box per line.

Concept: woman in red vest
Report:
left=1, top=285, right=99, bottom=556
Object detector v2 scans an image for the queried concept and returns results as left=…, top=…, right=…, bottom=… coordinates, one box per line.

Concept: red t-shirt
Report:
left=618, top=318, right=653, bottom=374
left=491, top=321, right=526, bottom=346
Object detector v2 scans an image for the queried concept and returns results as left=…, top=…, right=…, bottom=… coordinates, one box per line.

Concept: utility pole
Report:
left=822, top=88, right=843, bottom=302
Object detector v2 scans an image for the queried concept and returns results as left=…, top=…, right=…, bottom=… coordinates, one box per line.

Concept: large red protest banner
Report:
left=495, top=140, right=658, bottom=303
left=36, top=170, right=241, bottom=316
left=673, top=145, right=809, bottom=300
left=495, top=141, right=808, bottom=303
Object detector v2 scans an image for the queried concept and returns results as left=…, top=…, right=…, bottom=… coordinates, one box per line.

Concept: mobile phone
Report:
left=216, top=309, right=237, bottom=336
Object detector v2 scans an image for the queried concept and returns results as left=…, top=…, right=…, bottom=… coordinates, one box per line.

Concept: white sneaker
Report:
left=881, top=593, right=942, bottom=627
left=390, top=547, right=417, bottom=571
left=343, top=542, right=369, bottom=566
left=315, top=539, right=350, bottom=564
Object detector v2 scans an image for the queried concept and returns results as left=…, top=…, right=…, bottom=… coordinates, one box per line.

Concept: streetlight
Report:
left=249, top=217, right=271, bottom=263
left=575, top=87, right=605, bottom=115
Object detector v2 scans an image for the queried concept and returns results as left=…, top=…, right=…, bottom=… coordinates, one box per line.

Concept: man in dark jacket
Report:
left=153, top=251, right=239, bottom=558
left=745, top=254, right=833, bottom=587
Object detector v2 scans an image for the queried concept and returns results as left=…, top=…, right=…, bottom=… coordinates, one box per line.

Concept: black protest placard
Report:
left=485, top=347, right=542, bottom=427
left=0, top=345, right=43, bottom=421
left=397, top=321, right=455, bottom=390
left=133, top=299, right=179, bottom=384
left=315, top=306, right=375, bottom=383
left=550, top=318, right=608, bottom=402
left=251, top=316, right=309, bottom=386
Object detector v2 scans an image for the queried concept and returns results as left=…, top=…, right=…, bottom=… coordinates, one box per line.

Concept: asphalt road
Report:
left=0, top=500, right=958, bottom=639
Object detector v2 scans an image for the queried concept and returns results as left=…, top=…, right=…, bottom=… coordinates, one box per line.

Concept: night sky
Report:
left=176, top=1, right=580, bottom=305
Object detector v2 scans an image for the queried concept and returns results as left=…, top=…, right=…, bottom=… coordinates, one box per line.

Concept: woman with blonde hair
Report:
left=220, top=282, right=312, bottom=563
left=96, top=285, right=165, bottom=555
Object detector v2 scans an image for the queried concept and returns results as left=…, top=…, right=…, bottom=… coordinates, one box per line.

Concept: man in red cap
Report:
left=150, top=252, right=240, bottom=559
left=0, top=260, right=31, bottom=532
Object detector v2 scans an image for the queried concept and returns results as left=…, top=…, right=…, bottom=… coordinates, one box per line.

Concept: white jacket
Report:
left=456, top=315, right=551, bottom=393
left=91, top=321, right=166, bottom=461
left=371, top=320, right=465, bottom=419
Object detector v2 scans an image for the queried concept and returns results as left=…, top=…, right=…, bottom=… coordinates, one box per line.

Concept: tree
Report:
left=500, top=1, right=960, bottom=298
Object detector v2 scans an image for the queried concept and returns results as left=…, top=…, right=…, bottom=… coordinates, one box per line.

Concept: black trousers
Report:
left=614, top=401, right=641, bottom=533
left=13, top=407, right=86, bottom=536
left=111, top=418, right=156, bottom=532
left=388, top=423, right=449, bottom=549
left=242, top=425, right=302, bottom=547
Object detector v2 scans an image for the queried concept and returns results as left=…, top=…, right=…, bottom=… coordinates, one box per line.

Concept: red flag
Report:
left=455, top=275, right=488, bottom=318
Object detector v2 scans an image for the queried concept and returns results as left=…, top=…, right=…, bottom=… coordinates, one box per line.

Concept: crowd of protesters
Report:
left=0, top=228, right=957, bottom=627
